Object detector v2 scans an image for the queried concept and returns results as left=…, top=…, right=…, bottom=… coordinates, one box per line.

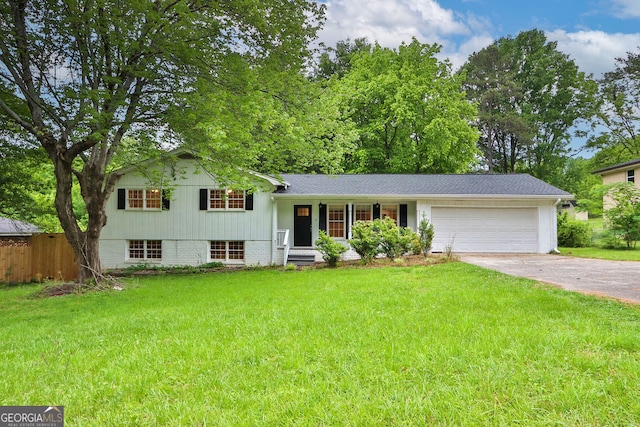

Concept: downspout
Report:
left=551, top=198, right=562, bottom=253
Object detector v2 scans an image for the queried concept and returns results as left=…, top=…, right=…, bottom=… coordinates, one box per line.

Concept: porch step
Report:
left=287, top=254, right=316, bottom=266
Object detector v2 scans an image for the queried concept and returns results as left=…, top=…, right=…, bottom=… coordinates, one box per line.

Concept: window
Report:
left=209, top=189, right=245, bottom=210
left=127, top=189, right=161, bottom=210
left=355, top=204, right=372, bottom=221
left=128, top=240, right=162, bottom=260
left=381, top=205, right=398, bottom=223
left=627, top=169, right=635, bottom=183
left=210, top=241, right=245, bottom=262
left=328, top=205, right=345, bottom=238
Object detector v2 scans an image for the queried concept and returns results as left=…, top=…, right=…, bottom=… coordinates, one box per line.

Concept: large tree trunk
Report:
left=48, top=150, right=108, bottom=284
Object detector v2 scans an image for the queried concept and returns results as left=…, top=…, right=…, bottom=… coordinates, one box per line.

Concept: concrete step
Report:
left=287, top=254, right=316, bottom=266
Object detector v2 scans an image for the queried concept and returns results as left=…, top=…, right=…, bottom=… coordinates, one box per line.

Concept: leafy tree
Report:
left=0, top=0, right=324, bottom=283
left=462, top=45, right=532, bottom=173
left=462, top=30, right=597, bottom=182
left=560, top=157, right=603, bottom=217
left=588, top=48, right=640, bottom=165
left=332, top=38, right=479, bottom=174
left=312, top=38, right=373, bottom=81
left=603, top=183, right=640, bottom=248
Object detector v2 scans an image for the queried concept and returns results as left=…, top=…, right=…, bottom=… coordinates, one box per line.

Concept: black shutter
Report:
left=319, top=203, right=327, bottom=233
left=345, top=204, right=350, bottom=237
left=399, top=204, right=408, bottom=227
left=117, top=189, right=126, bottom=210
left=199, top=189, right=208, bottom=210
left=162, top=190, right=170, bottom=210
left=245, top=193, right=254, bottom=210
left=373, top=203, right=381, bottom=219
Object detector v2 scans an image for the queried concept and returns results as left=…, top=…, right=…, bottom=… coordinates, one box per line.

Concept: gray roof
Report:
left=0, top=217, right=40, bottom=236
left=592, top=158, right=640, bottom=175
left=277, top=174, right=571, bottom=198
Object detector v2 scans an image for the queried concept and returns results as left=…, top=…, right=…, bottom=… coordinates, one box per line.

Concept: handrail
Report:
left=277, top=229, right=290, bottom=266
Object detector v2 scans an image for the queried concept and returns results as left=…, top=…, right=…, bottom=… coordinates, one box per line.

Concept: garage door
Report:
left=430, top=207, right=539, bottom=253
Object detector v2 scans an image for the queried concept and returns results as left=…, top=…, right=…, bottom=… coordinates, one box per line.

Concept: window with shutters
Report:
left=124, top=189, right=164, bottom=210
left=355, top=204, right=372, bottom=221
left=208, top=189, right=245, bottom=210
left=328, top=205, right=345, bottom=238
left=381, top=205, right=398, bottom=223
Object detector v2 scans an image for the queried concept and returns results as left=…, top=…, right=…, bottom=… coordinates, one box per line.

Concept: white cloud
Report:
left=611, top=0, right=640, bottom=18
left=318, top=0, right=470, bottom=49
left=546, top=30, right=640, bottom=77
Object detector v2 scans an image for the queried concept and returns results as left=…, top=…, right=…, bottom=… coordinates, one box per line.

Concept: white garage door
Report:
left=431, top=207, right=539, bottom=253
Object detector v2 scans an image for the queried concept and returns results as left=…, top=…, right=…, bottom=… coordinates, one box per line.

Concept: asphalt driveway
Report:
left=459, top=254, right=640, bottom=304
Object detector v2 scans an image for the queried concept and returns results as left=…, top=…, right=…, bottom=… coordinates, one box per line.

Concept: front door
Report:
left=293, top=205, right=312, bottom=247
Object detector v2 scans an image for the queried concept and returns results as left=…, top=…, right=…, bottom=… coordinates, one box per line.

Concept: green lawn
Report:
left=559, top=246, right=640, bottom=261
left=2, top=263, right=640, bottom=425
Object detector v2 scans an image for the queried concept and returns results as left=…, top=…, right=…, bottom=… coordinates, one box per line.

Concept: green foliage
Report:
left=418, top=215, right=435, bottom=256
left=603, top=183, right=640, bottom=248
left=378, top=217, right=416, bottom=259
left=0, top=0, right=326, bottom=281
left=462, top=29, right=597, bottom=182
left=315, top=230, right=348, bottom=267
left=588, top=48, right=640, bottom=163
left=331, top=38, right=479, bottom=173
left=349, top=217, right=418, bottom=262
left=312, top=37, right=374, bottom=81
left=557, top=212, right=592, bottom=247
left=349, top=220, right=382, bottom=264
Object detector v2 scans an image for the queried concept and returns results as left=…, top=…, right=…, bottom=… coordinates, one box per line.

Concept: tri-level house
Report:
left=99, top=152, right=571, bottom=268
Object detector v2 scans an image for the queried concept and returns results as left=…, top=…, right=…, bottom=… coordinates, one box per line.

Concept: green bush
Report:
left=349, top=220, right=382, bottom=264
left=315, top=230, right=348, bottom=267
left=350, top=217, right=418, bottom=262
left=418, top=215, right=435, bottom=256
left=557, top=212, right=592, bottom=247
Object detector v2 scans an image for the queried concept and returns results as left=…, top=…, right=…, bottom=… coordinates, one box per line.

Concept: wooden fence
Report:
left=0, top=234, right=78, bottom=283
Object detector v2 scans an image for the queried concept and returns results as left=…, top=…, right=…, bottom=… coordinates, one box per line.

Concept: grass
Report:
left=559, top=246, right=640, bottom=261
left=558, top=217, right=640, bottom=261
left=2, top=263, right=640, bottom=425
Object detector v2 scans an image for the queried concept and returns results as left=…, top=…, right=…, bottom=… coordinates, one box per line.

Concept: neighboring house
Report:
left=99, top=154, right=571, bottom=269
left=593, top=158, right=640, bottom=208
left=557, top=200, right=588, bottom=221
left=0, top=216, right=41, bottom=247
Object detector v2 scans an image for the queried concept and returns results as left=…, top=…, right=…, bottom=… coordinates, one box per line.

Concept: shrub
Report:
left=349, top=220, right=382, bottom=264
left=557, top=212, right=592, bottom=247
left=315, top=230, right=348, bottom=267
left=418, top=215, right=435, bottom=256
left=603, top=183, right=640, bottom=248
left=378, top=218, right=417, bottom=259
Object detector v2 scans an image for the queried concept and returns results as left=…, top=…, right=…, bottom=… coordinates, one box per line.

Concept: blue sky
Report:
left=316, top=0, right=640, bottom=77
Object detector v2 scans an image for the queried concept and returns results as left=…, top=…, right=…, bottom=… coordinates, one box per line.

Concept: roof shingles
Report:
left=277, top=174, right=571, bottom=197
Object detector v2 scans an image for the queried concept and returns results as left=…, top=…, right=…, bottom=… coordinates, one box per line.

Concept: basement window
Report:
left=128, top=240, right=162, bottom=260
left=210, top=241, right=245, bottom=263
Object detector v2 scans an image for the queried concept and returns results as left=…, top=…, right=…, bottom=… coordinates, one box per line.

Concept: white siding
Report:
left=100, top=159, right=276, bottom=268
